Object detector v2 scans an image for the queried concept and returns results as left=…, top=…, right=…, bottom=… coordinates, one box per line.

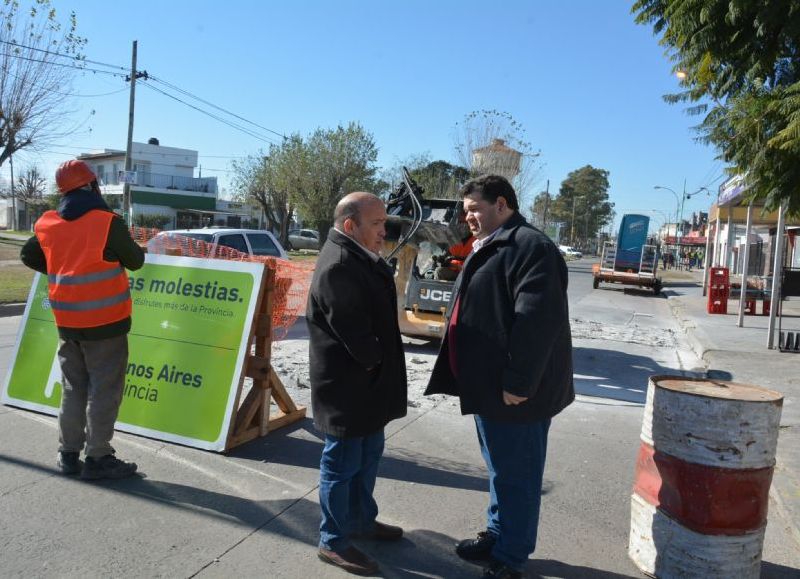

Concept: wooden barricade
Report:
left=225, top=265, right=306, bottom=450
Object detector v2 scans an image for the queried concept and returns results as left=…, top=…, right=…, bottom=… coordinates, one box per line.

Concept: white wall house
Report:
left=78, top=138, right=223, bottom=230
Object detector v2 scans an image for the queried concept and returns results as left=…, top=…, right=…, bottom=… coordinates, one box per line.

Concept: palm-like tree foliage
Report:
left=633, top=0, right=800, bottom=213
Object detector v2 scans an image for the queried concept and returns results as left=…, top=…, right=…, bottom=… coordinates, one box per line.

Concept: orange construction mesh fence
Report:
left=130, top=227, right=314, bottom=340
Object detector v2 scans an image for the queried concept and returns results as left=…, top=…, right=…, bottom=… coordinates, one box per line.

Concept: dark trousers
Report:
left=475, top=415, right=551, bottom=571
left=318, top=430, right=385, bottom=551
left=57, top=335, right=128, bottom=458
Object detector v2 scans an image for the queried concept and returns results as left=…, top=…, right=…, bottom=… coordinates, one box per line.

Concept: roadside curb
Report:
left=0, top=303, right=25, bottom=318
left=665, top=294, right=800, bottom=552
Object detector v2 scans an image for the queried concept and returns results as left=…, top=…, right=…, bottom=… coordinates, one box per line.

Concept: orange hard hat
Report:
left=55, top=160, right=96, bottom=194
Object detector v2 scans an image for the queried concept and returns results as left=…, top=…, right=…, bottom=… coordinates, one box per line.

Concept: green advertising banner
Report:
left=1, top=255, right=265, bottom=451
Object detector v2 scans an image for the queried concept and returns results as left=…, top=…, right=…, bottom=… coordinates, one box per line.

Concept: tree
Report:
left=133, top=214, right=171, bottom=229
left=452, top=110, right=543, bottom=206
left=0, top=164, right=48, bottom=227
left=230, top=136, right=302, bottom=246
left=529, top=189, right=552, bottom=229
left=291, top=122, right=380, bottom=243
left=13, top=165, right=46, bottom=204
left=378, top=152, right=432, bottom=197
left=633, top=0, right=800, bottom=214
left=0, top=0, right=86, bottom=167
left=410, top=160, right=470, bottom=200
left=549, top=166, right=614, bottom=245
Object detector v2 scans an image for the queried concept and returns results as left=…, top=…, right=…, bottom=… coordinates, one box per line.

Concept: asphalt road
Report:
left=0, top=257, right=797, bottom=578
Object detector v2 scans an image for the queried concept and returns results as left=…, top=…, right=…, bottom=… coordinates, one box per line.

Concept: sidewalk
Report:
left=663, top=268, right=800, bottom=553
left=0, top=231, right=32, bottom=242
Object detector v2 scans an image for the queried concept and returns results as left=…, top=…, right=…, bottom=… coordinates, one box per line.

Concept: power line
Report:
left=0, top=39, right=128, bottom=71
left=148, top=74, right=287, bottom=140
left=139, top=80, right=281, bottom=146
left=3, top=40, right=288, bottom=159
left=195, top=167, right=235, bottom=173
left=0, top=51, right=126, bottom=77
left=3, top=66, right=127, bottom=97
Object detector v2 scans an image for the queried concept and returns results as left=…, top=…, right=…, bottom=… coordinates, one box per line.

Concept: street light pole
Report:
left=654, top=185, right=681, bottom=242
left=570, top=196, right=577, bottom=244
left=678, top=178, right=687, bottom=246
left=655, top=183, right=710, bottom=247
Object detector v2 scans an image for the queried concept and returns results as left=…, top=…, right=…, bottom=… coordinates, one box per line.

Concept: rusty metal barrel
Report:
left=629, top=376, right=783, bottom=578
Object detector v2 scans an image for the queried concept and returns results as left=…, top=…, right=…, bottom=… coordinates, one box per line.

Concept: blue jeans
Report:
left=475, top=415, right=551, bottom=571
left=319, top=430, right=385, bottom=552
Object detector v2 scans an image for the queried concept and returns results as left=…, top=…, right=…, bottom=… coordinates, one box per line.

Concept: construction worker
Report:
left=20, top=160, right=144, bottom=480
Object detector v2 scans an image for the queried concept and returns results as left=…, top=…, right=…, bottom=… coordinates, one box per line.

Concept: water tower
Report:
left=471, top=138, right=522, bottom=182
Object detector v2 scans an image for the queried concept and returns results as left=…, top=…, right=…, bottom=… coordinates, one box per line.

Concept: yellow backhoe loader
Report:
left=384, top=168, right=468, bottom=339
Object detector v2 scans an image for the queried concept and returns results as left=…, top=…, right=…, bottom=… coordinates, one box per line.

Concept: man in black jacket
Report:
left=307, top=192, right=408, bottom=575
left=426, top=175, right=574, bottom=579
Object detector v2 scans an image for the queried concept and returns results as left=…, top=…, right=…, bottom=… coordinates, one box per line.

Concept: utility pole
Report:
left=9, top=154, right=16, bottom=231
left=542, top=179, right=550, bottom=231
left=677, top=177, right=687, bottom=248
left=123, top=40, right=139, bottom=225
left=570, top=196, right=577, bottom=243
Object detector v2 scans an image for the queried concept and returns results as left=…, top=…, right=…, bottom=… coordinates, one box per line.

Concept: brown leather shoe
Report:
left=352, top=521, right=403, bottom=541
left=318, top=546, right=379, bottom=575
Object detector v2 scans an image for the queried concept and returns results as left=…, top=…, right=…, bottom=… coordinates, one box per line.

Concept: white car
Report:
left=288, top=228, right=320, bottom=250
left=147, top=228, right=289, bottom=260
left=558, top=245, right=583, bottom=259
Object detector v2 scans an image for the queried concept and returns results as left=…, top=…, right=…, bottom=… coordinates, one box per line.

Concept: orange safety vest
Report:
left=35, top=209, right=131, bottom=329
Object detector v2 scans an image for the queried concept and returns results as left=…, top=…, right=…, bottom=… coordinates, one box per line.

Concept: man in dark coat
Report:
left=307, top=191, right=408, bottom=575
left=425, top=175, right=574, bottom=579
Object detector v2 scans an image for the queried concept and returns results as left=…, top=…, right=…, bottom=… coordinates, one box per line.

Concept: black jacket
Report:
left=425, top=212, right=574, bottom=422
left=20, top=189, right=145, bottom=341
left=306, top=229, right=408, bottom=437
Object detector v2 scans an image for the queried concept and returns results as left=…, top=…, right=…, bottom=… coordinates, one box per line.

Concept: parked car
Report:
left=288, top=228, right=320, bottom=250
left=558, top=245, right=583, bottom=259
left=147, top=228, right=288, bottom=259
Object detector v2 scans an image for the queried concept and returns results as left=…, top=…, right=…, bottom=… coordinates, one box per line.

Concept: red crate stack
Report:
left=707, top=267, right=730, bottom=314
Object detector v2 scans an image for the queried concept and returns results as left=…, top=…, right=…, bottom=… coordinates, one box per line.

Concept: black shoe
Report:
left=81, top=454, right=138, bottom=480
left=57, top=451, right=81, bottom=475
left=482, top=559, right=522, bottom=579
left=456, top=530, right=497, bottom=563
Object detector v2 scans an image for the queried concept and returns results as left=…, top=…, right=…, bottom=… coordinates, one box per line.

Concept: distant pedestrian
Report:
left=20, top=160, right=144, bottom=480
left=426, top=175, right=574, bottom=579
left=306, top=192, right=408, bottom=576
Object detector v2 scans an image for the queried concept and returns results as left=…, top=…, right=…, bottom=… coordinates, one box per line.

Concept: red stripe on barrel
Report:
left=633, top=441, right=772, bottom=535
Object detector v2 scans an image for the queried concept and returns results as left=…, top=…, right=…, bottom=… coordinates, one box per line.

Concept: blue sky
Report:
left=4, top=0, right=722, bottom=232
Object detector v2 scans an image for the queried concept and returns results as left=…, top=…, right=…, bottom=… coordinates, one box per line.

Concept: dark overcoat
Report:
left=307, top=229, right=408, bottom=437
left=425, top=212, right=574, bottom=422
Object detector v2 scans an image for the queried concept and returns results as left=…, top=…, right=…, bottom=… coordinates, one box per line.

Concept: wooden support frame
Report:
left=225, top=265, right=306, bottom=450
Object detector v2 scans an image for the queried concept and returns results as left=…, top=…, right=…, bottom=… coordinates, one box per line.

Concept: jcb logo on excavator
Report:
left=420, top=288, right=452, bottom=302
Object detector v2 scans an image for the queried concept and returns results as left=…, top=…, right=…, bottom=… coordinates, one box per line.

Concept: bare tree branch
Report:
left=451, top=110, right=544, bottom=208
left=0, top=0, right=87, bottom=167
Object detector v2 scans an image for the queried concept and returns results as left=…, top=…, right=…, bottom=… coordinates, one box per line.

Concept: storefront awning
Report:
left=664, top=236, right=707, bottom=246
